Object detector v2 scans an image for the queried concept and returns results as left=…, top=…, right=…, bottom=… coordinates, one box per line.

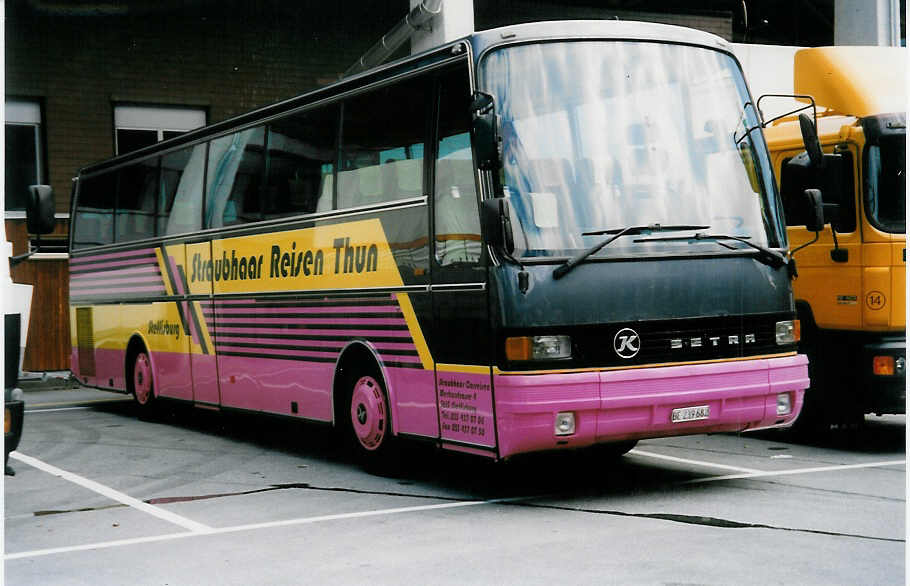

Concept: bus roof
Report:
left=78, top=20, right=734, bottom=177
left=794, top=46, right=907, bottom=118
left=470, top=19, right=731, bottom=58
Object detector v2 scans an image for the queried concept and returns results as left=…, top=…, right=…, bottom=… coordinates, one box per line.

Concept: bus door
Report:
left=431, top=64, right=496, bottom=451
left=154, top=143, right=216, bottom=403
left=184, top=240, right=220, bottom=406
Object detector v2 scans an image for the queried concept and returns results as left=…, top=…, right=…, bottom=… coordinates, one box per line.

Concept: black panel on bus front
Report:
left=489, top=255, right=797, bottom=371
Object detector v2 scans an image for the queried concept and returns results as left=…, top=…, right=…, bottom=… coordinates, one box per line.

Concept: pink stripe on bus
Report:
left=215, top=336, right=346, bottom=349
left=70, top=257, right=159, bottom=272
left=71, top=264, right=161, bottom=279
left=214, top=336, right=417, bottom=353
left=380, top=354, right=421, bottom=363
left=208, top=305, right=402, bottom=315
left=71, top=285, right=166, bottom=296
left=213, top=316, right=406, bottom=326
left=71, top=275, right=164, bottom=288
left=215, top=345, right=338, bottom=360
left=212, top=326, right=413, bottom=337
left=69, top=248, right=158, bottom=264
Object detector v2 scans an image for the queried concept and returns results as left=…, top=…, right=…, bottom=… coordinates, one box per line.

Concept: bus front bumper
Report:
left=494, top=354, right=808, bottom=459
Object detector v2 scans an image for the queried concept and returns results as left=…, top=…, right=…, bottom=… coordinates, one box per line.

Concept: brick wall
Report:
left=6, top=3, right=408, bottom=214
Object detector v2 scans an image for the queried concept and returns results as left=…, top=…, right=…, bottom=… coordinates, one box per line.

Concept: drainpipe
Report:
left=344, top=0, right=443, bottom=77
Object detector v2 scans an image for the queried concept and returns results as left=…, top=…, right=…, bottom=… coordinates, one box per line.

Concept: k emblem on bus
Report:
left=613, top=328, right=641, bottom=359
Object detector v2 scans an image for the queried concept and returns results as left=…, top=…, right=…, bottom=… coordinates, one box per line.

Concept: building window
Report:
left=114, top=105, right=206, bottom=155
left=5, top=100, right=43, bottom=212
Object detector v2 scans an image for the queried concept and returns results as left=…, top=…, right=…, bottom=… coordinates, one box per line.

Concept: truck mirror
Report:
left=798, top=113, right=823, bottom=167
left=26, top=185, right=55, bottom=235
left=471, top=92, right=501, bottom=171
left=481, top=198, right=514, bottom=254
left=804, top=189, right=824, bottom=233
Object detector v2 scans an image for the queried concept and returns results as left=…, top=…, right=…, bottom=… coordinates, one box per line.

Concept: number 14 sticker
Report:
left=866, top=291, right=886, bottom=310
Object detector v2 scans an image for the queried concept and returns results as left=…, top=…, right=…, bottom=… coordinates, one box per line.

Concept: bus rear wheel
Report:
left=130, top=349, right=157, bottom=417
left=346, top=371, right=399, bottom=472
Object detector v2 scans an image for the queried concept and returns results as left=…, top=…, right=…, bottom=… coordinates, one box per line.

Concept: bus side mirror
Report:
left=481, top=198, right=514, bottom=254
left=471, top=92, right=501, bottom=171
left=27, top=185, right=55, bottom=235
left=804, top=189, right=824, bottom=233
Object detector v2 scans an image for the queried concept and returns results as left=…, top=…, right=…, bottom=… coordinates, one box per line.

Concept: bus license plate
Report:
left=671, top=405, right=710, bottom=423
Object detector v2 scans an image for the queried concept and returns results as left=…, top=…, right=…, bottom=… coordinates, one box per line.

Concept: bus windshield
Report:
left=481, top=41, right=784, bottom=259
left=865, top=133, right=906, bottom=234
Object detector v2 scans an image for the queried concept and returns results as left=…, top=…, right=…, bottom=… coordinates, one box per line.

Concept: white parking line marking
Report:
left=4, top=532, right=194, bottom=561
left=5, top=496, right=522, bottom=560
left=685, top=460, right=906, bottom=484
left=629, top=449, right=762, bottom=474
left=27, top=398, right=131, bottom=409
left=25, top=406, right=92, bottom=413
left=9, top=452, right=213, bottom=534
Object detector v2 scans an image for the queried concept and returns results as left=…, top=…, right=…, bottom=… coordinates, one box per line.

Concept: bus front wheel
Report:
left=346, top=371, right=399, bottom=472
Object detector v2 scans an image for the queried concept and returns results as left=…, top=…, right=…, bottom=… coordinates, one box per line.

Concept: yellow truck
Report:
left=762, top=47, right=905, bottom=426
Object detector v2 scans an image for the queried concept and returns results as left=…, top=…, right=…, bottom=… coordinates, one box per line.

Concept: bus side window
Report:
left=163, top=144, right=205, bottom=236
left=435, top=67, right=480, bottom=266
left=206, top=127, right=265, bottom=228
left=266, top=105, right=338, bottom=218
left=72, top=173, right=116, bottom=249
left=339, top=75, right=429, bottom=208
left=116, top=157, right=159, bottom=243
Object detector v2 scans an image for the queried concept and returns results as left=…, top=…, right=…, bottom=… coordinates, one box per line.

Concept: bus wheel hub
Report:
left=350, top=376, right=385, bottom=450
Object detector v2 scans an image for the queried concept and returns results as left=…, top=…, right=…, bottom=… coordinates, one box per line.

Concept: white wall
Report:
left=731, top=43, right=803, bottom=122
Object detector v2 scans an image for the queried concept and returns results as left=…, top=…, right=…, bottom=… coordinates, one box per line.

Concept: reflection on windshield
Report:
left=481, top=41, right=784, bottom=258
left=866, top=136, right=906, bottom=234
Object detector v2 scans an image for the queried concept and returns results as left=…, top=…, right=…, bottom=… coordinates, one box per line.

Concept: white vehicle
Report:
left=4, top=185, right=54, bottom=474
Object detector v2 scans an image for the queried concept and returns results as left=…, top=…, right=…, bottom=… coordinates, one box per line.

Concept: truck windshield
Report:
left=481, top=41, right=784, bottom=259
left=865, top=133, right=906, bottom=234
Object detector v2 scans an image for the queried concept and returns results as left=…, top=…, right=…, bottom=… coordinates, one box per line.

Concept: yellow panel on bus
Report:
left=195, top=219, right=405, bottom=295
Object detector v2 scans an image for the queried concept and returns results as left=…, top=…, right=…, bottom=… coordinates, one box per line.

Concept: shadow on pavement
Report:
left=753, top=414, right=905, bottom=454
left=90, top=398, right=707, bottom=500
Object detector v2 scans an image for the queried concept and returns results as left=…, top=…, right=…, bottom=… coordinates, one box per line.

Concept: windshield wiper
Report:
left=552, top=224, right=709, bottom=280
left=634, top=232, right=789, bottom=269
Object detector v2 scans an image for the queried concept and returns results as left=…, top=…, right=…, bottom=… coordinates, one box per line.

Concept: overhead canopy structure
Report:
left=794, top=46, right=907, bottom=117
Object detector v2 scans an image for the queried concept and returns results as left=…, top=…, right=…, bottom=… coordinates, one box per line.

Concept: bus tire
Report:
left=128, top=347, right=158, bottom=419
left=592, top=440, right=638, bottom=459
left=345, top=369, right=399, bottom=473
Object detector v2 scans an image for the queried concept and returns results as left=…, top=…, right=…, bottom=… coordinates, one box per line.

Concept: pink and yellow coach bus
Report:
left=65, top=21, right=810, bottom=469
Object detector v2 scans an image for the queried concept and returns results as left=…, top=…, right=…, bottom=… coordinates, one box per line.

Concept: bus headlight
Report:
left=775, top=320, right=800, bottom=345
left=506, top=335, right=572, bottom=361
